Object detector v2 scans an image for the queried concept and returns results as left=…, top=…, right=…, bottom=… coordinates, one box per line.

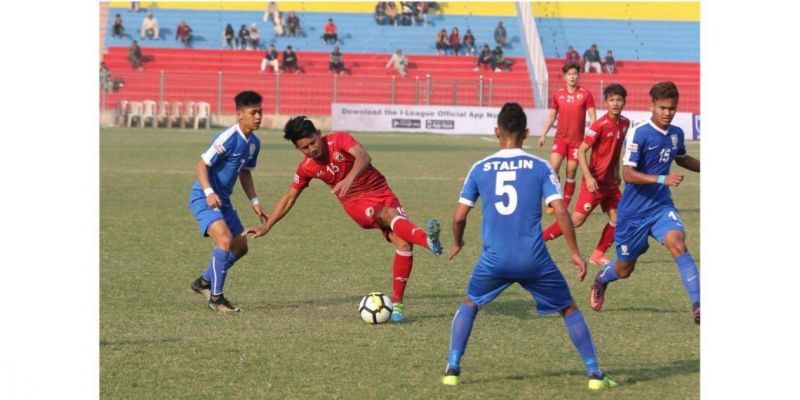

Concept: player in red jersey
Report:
left=244, top=116, right=442, bottom=322
left=542, top=84, right=629, bottom=265
left=537, top=61, right=596, bottom=213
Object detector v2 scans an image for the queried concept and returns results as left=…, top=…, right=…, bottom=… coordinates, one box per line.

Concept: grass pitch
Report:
left=100, top=128, right=699, bottom=399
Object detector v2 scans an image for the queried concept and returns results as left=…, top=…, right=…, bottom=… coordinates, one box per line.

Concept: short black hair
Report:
left=283, top=116, right=318, bottom=144
left=497, top=102, right=526, bottom=136
left=603, top=83, right=627, bottom=100
left=234, top=91, right=262, bottom=110
left=563, top=61, right=581, bottom=74
left=649, top=81, right=679, bottom=102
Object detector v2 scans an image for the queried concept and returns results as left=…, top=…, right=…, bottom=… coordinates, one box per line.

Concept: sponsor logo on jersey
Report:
left=627, top=143, right=638, bottom=153
left=214, top=143, right=226, bottom=154
left=293, top=173, right=300, bottom=184
left=250, top=143, right=256, bottom=157
left=671, top=134, right=678, bottom=149
left=586, top=129, right=597, bottom=137
left=549, top=172, right=561, bottom=188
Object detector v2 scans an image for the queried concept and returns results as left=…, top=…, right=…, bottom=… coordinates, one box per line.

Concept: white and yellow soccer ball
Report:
left=358, top=292, right=393, bottom=324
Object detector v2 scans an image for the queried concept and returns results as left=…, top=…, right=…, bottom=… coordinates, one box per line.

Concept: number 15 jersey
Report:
left=459, top=148, right=563, bottom=275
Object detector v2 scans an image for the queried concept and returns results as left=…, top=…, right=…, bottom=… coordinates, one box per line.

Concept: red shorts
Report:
left=573, top=180, right=621, bottom=216
left=341, top=191, right=407, bottom=239
left=550, top=138, right=581, bottom=161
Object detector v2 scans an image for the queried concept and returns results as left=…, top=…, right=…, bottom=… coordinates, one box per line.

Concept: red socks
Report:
left=390, top=216, right=429, bottom=248
left=392, top=250, right=413, bottom=303
left=595, top=222, right=615, bottom=253
left=563, top=179, right=576, bottom=206
left=542, top=221, right=563, bottom=241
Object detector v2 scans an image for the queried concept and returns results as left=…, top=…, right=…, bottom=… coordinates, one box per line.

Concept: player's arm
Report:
left=675, top=154, right=700, bottom=172
left=195, top=159, right=221, bottom=208
left=331, top=143, right=372, bottom=197
left=550, top=198, right=586, bottom=281
left=243, top=186, right=304, bottom=239
left=538, top=108, right=557, bottom=147
left=622, top=165, right=683, bottom=186
left=448, top=203, right=472, bottom=261
left=577, top=141, right=597, bottom=192
left=239, top=169, right=269, bottom=224
left=587, top=107, right=596, bottom=126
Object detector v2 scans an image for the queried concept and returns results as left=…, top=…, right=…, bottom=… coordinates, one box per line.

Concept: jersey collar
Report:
left=235, top=123, right=250, bottom=141
left=494, top=148, right=527, bottom=158
left=648, top=120, right=670, bottom=135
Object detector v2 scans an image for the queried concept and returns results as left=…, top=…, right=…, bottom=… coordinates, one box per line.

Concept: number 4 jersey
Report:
left=618, top=120, right=687, bottom=219
left=459, top=148, right=562, bottom=274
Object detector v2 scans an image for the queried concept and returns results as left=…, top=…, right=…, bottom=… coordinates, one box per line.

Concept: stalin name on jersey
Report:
left=292, top=132, right=395, bottom=203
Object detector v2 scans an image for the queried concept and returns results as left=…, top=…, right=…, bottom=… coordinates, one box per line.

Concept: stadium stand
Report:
left=101, top=2, right=699, bottom=122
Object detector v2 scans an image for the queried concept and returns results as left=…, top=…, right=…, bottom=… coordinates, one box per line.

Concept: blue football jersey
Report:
left=618, top=120, right=687, bottom=218
left=459, top=148, right=562, bottom=275
left=192, top=124, right=261, bottom=200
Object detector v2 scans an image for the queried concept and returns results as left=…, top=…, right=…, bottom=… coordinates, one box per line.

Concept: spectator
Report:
left=112, top=14, right=125, bottom=39
left=386, top=2, right=399, bottom=26
left=129, top=1, right=140, bottom=13
left=282, top=45, right=301, bottom=73
left=583, top=43, right=602, bottom=73
left=237, top=24, right=251, bottom=50
left=140, top=12, right=159, bottom=40
left=604, top=50, right=616, bottom=73
left=322, top=18, right=338, bottom=45
left=286, top=11, right=301, bottom=37
left=273, top=11, right=285, bottom=36
left=260, top=44, right=280, bottom=74
left=449, top=27, right=462, bottom=55
left=375, top=2, right=387, bottom=25
left=263, top=2, right=279, bottom=23
left=494, top=21, right=506, bottom=48
left=385, top=48, right=408, bottom=77
left=127, top=40, right=144, bottom=70
left=249, top=23, right=260, bottom=50
left=463, top=29, right=477, bottom=56
left=415, top=1, right=429, bottom=26
left=223, top=23, right=235, bottom=49
left=492, top=45, right=511, bottom=72
left=435, top=29, right=449, bottom=55
left=400, top=2, right=414, bottom=26
left=474, top=44, right=492, bottom=71
left=565, top=45, right=580, bottom=64
left=100, top=62, right=111, bottom=92
left=175, top=20, right=193, bottom=48
left=329, top=45, right=345, bottom=75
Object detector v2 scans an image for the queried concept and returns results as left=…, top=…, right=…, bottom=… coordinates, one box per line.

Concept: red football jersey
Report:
left=583, top=113, right=630, bottom=185
left=551, top=86, right=595, bottom=144
left=292, top=132, right=392, bottom=203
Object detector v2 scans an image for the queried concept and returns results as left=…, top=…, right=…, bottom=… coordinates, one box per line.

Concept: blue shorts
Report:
left=188, top=187, right=244, bottom=237
left=614, top=205, right=685, bottom=261
left=466, top=260, right=574, bottom=315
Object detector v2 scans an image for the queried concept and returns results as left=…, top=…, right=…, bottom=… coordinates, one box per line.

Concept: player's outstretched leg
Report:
left=589, top=222, right=615, bottom=266
left=561, top=306, right=618, bottom=390
left=387, top=215, right=442, bottom=255
left=442, top=301, right=478, bottom=386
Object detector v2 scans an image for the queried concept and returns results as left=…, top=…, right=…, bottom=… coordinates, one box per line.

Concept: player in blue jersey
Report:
left=589, top=82, right=701, bottom=324
left=441, top=103, right=617, bottom=390
left=188, top=91, right=269, bottom=313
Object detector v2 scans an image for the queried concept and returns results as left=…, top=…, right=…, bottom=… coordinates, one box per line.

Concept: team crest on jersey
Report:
left=365, top=207, right=375, bottom=217
left=333, top=151, right=345, bottom=162
left=214, top=143, right=226, bottom=154
left=249, top=143, right=256, bottom=157
left=577, top=93, right=584, bottom=100
left=671, top=134, right=678, bottom=149
left=583, top=202, right=592, bottom=212
left=620, top=245, right=629, bottom=256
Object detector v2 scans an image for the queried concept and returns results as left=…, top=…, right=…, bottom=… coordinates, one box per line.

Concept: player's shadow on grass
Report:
left=466, top=358, right=699, bottom=385
left=100, top=337, right=182, bottom=347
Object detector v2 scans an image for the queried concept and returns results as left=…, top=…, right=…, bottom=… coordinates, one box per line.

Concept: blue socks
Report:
left=598, top=261, right=620, bottom=284
left=201, top=247, right=236, bottom=296
left=563, top=310, right=601, bottom=376
left=675, top=252, right=700, bottom=304
left=447, top=302, right=478, bottom=370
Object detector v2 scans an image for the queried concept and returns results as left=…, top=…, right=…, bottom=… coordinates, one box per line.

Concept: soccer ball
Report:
left=358, top=292, right=393, bottom=324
